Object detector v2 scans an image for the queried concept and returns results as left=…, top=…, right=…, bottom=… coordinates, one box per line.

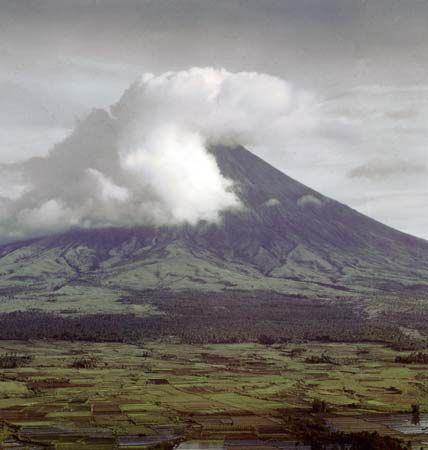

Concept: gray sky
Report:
left=1, top=0, right=428, bottom=239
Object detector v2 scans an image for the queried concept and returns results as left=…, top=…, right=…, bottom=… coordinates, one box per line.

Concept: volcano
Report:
left=0, top=141, right=428, bottom=316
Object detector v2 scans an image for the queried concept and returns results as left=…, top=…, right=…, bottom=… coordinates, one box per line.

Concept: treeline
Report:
left=395, top=351, right=428, bottom=364
left=0, top=290, right=424, bottom=348
left=70, top=355, right=98, bottom=369
left=308, top=431, right=406, bottom=450
left=0, top=352, right=33, bottom=368
left=379, top=307, right=428, bottom=335
left=286, top=415, right=407, bottom=450
left=0, top=312, right=160, bottom=342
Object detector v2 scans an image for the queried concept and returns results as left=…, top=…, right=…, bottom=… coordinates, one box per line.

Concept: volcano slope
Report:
left=0, top=142, right=427, bottom=343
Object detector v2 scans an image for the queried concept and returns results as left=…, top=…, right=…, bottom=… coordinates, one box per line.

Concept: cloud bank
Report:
left=349, top=158, right=426, bottom=180
left=0, top=67, right=322, bottom=242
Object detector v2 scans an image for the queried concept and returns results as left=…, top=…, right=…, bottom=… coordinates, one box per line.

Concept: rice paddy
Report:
left=0, top=340, right=427, bottom=448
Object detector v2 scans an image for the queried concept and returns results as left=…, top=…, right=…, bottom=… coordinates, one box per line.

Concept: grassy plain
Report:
left=0, top=340, right=427, bottom=448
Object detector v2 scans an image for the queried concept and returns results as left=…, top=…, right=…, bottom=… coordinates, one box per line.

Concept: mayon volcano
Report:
left=0, top=69, right=428, bottom=317
left=1, top=140, right=428, bottom=316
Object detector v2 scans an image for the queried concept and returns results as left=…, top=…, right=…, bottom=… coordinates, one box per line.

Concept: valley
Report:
left=1, top=340, right=427, bottom=449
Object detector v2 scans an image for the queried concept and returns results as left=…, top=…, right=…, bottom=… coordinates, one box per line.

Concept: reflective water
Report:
left=175, top=441, right=225, bottom=449
left=379, top=413, right=428, bottom=435
left=175, top=440, right=313, bottom=449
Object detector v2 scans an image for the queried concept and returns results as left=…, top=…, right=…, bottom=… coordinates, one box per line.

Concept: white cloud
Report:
left=297, top=195, right=323, bottom=207
left=120, top=124, right=238, bottom=224
left=349, top=158, right=426, bottom=180
left=17, top=199, right=76, bottom=233
left=264, top=198, right=281, bottom=207
left=1, top=70, right=427, bottom=242
left=0, top=67, right=322, bottom=241
left=87, top=169, right=130, bottom=203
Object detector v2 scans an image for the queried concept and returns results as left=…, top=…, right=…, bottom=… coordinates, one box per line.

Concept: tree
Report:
left=312, top=398, right=328, bottom=413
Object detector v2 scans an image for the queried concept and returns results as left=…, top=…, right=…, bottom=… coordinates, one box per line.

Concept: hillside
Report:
left=0, top=142, right=427, bottom=316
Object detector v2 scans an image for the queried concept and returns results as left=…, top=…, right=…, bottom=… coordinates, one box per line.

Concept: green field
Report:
left=0, top=340, right=427, bottom=449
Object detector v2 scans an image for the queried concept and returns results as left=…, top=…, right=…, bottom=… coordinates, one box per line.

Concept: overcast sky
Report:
left=1, top=0, right=428, bottom=239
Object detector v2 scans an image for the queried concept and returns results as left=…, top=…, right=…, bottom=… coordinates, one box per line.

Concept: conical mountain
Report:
left=0, top=143, right=427, bottom=314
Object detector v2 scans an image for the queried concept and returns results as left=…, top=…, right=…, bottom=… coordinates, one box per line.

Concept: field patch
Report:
left=0, top=340, right=427, bottom=448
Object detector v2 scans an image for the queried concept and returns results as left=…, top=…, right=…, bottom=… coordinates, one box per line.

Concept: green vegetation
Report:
left=311, top=398, right=329, bottom=413
left=0, top=352, right=33, bottom=368
left=0, top=292, right=426, bottom=351
left=395, top=351, right=428, bottom=364
left=69, top=355, right=98, bottom=369
left=0, top=340, right=426, bottom=448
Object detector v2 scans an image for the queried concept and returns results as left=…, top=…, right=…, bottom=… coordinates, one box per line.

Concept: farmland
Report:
left=0, top=340, right=427, bottom=449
